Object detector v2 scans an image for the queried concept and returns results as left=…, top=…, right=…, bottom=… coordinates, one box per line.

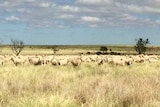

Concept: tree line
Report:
left=0, top=38, right=150, bottom=56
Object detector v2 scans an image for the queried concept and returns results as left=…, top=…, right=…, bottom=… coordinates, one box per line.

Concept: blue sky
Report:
left=0, top=0, right=160, bottom=45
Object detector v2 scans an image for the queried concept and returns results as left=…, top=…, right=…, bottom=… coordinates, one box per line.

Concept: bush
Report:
left=135, top=38, right=150, bottom=54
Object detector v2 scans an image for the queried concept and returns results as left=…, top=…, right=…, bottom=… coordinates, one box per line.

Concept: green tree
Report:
left=100, top=46, right=108, bottom=54
left=135, top=38, right=150, bottom=54
left=10, top=39, right=24, bottom=56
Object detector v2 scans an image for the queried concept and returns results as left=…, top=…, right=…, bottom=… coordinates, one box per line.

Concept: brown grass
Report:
left=0, top=62, right=159, bottom=107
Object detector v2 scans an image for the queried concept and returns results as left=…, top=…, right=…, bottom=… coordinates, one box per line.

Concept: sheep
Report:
left=133, top=56, right=145, bottom=63
left=51, top=59, right=59, bottom=66
left=28, top=57, right=41, bottom=65
left=148, top=58, right=158, bottom=63
left=58, top=59, right=69, bottom=66
left=70, top=58, right=82, bottom=67
left=113, top=60, right=126, bottom=66
left=0, top=56, right=5, bottom=66
left=0, top=59, right=4, bottom=66
left=97, top=59, right=104, bottom=65
left=11, top=57, right=26, bottom=66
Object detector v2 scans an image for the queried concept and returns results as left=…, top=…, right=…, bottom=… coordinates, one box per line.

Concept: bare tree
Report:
left=10, top=39, right=24, bottom=56
left=51, top=46, right=59, bottom=54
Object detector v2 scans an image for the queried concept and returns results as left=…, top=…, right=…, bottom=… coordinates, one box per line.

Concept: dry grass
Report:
left=0, top=62, right=160, bottom=107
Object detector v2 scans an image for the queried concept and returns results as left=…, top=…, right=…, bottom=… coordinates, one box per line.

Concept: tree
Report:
left=51, top=46, right=59, bottom=54
left=10, top=39, right=24, bottom=56
left=135, top=38, right=150, bottom=54
left=100, top=46, right=108, bottom=54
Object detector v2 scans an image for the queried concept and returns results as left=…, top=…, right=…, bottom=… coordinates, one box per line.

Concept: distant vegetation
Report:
left=51, top=46, right=59, bottom=54
left=0, top=44, right=160, bottom=55
left=135, top=38, right=150, bottom=54
left=100, top=46, right=108, bottom=54
left=10, top=39, right=24, bottom=56
left=0, top=38, right=160, bottom=55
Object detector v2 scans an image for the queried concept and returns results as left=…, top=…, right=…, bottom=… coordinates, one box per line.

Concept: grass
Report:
left=0, top=62, right=160, bottom=107
left=1, top=45, right=160, bottom=55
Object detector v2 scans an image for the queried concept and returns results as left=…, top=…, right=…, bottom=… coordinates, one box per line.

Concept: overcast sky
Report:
left=0, top=0, right=160, bottom=45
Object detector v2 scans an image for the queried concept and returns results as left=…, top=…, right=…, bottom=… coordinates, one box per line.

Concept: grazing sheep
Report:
left=44, top=55, right=54, bottom=64
left=124, top=59, right=133, bottom=65
left=28, top=57, right=41, bottom=65
left=148, top=58, right=158, bottom=63
left=114, top=60, right=126, bottom=66
left=71, top=58, right=82, bottom=67
left=97, top=59, right=104, bottom=65
left=51, top=59, right=59, bottom=66
left=11, top=57, right=26, bottom=66
left=58, top=59, right=69, bottom=66
left=133, top=56, right=145, bottom=63
left=0, top=56, right=5, bottom=66
left=0, top=60, right=4, bottom=66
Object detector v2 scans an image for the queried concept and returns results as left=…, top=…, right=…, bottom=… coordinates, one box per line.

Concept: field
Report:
left=0, top=45, right=160, bottom=107
left=1, top=45, right=160, bottom=55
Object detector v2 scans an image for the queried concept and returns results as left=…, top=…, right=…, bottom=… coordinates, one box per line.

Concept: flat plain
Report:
left=0, top=45, right=160, bottom=107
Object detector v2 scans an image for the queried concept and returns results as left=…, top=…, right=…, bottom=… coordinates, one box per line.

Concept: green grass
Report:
left=0, top=62, right=160, bottom=107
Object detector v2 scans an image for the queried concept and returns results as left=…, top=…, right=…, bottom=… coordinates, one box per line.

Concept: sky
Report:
left=0, top=0, right=160, bottom=45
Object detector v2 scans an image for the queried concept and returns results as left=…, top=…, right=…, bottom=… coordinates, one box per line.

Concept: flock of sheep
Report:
left=0, top=54, right=159, bottom=66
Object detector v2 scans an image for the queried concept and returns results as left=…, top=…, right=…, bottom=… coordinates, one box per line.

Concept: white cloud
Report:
left=89, top=24, right=99, bottom=28
left=156, top=20, right=160, bottom=25
left=58, top=14, right=75, bottom=19
left=27, top=0, right=35, bottom=2
left=5, top=16, right=19, bottom=21
left=76, top=0, right=111, bottom=4
left=39, top=2, right=51, bottom=8
left=58, top=5, right=80, bottom=12
left=122, top=14, right=137, bottom=21
left=81, top=16, right=101, bottom=22
left=1, top=0, right=160, bottom=28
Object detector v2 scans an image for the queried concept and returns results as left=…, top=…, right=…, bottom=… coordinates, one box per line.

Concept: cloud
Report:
left=76, top=0, right=111, bottom=4
left=39, top=2, right=51, bottom=8
left=5, top=16, right=19, bottom=21
left=58, top=5, right=80, bottom=12
left=0, top=0, right=160, bottom=28
left=58, top=14, right=75, bottom=19
left=81, top=16, right=101, bottom=22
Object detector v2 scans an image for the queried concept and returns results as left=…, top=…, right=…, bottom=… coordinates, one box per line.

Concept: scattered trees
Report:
left=10, top=39, right=24, bottom=56
left=135, top=38, right=150, bottom=54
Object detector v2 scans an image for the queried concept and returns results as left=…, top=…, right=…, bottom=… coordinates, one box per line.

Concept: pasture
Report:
left=1, top=45, right=160, bottom=55
left=0, top=45, right=160, bottom=107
